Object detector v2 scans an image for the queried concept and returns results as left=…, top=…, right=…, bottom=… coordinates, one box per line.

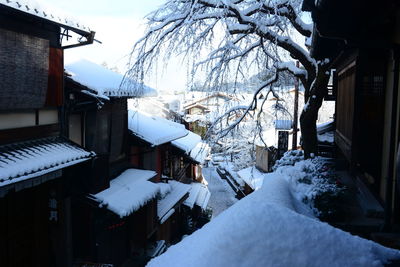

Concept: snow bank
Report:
left=66, top=59, right=157, bottom=99
left=147, top=174, right=400, bottom=267
left=92, top=169, right=158, bottom=218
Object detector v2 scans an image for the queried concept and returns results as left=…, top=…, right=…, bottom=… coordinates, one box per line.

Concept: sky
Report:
left=43, top=0, right=188, bottom=92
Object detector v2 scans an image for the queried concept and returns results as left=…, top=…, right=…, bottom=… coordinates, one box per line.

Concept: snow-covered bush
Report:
left=272, top=150, right=304, bottom=171
left=273, top=151, right=346, bottom=220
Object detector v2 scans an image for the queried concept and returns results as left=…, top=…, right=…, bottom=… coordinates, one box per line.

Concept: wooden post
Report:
left=292, top=61, right=300, bottom=150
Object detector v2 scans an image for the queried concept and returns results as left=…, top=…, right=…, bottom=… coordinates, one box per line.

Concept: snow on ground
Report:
left=202, top=167, right=238, bottom=218
left=237, top=166, right=265, bottom=190
left=147, top=165, right=400, bottom=267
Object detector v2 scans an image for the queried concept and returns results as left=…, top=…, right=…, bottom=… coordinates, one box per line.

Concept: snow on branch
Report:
left=275, top=61, right=307, bottom=85
left=126, top=0, right=317, bottom=98
left=206, top=69, right=282, bottom=139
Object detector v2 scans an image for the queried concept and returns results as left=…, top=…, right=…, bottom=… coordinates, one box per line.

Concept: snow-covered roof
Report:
left=157, top=181, right=191, bottom=223
left=183, top=182, right=211, bottom=210
left=184, top=92, right=233, bottom=109
left=128, top=109, right=188, bottom=146
left=147, top=172, right=400, bottom=267
left=184, top=103, right=209, bottom=111
left=189, top=142, right=210, bottom=164
left=0, top=137, right=93, bottom=187
left=65, top=59, right=157, bottom=99
left=0, top=0, right=91, bottom=34
left=92, top=169, right=158, bottom=218
left=237, top=166, right=266, bottom=191
left=183, top=114, right=209, bottom=123
left=195, top=183, right=211, bottom=210
left=317, top=132, right=334, bottom=144
left=171, top=131, right=202, bottom=154
left=171, top=131, right=211, bottom=164
left=317, top=120, right=334, bottom=134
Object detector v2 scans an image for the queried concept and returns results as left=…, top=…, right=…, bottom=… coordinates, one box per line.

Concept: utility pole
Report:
left=292, top=61, right=299, bottom=150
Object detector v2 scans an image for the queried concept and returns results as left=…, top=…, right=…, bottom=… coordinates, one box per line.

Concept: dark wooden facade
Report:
left=0, top=4, right=96, bottom=267
left=305, top=0, right=400, bottom=229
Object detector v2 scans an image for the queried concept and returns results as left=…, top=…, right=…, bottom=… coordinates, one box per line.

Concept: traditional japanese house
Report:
left=0, top=1, right=95, bottom=267
left=157, top=181, right=191, bottom=243
left=89, top=169, right=160, bottom=266
left=128, top=110, right=212, bottom=238
left=128, top=109, right=188, bottom=181
left=183, top=92, right=233, bottom=113
left=183, top=92, right=236, bottom=138
left=64, top=59, right=161, bottom=265
left=302, top=0, right=400, bottom=235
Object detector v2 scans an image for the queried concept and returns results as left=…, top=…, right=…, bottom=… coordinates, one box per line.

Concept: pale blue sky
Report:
left=46, top=0, right=187, bottom=92
left=52, top=0, right=164, bottom=18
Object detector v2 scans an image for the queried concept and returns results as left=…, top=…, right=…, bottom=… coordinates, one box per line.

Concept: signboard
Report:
left=278, top=131, right=289, bottom=159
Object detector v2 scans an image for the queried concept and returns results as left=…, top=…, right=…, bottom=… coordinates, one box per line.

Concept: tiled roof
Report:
left=183, top=182, right=211, bottom=210
left=0, top=136, right=94, bottom=187
left=128, top=109, right=188, bottom=146
left=0, top=0, right=92, bottom=34
left=157, top=181, right=190, bottom=222
left=172, top=131, right=211, bottom=164
left=65, top=59, right=157, bottom=99
left=92, top=169, right=159, bottom=218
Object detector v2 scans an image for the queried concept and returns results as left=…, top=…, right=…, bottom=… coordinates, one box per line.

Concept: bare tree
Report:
left=125, top=0, right=331, bottom=158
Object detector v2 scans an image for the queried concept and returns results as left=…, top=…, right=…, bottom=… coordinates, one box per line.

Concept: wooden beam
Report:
left=0, top=124, right=59, bottom=145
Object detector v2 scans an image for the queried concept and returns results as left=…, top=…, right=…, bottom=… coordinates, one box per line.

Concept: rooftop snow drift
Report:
left=92, top=169, right=158, bottom=218
left=65, top=59, right=157, bottom=99
left=0, top=136, right=93, bottom=187
left=128, top=109, right=187, bottom=146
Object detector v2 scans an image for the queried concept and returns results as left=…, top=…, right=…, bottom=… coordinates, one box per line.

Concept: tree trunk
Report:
left=300, top=68, right=330, bottom=159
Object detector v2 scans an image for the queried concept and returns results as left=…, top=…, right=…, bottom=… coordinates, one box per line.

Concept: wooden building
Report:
left=0, top=2, right=95, bottom=267
left=302, top=0, right=400, bottom=231
left=64, top=60, right=162, bottom=265
left=128, top=110, right=212, bottom=241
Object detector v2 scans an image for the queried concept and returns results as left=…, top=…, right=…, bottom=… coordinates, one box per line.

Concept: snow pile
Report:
left=147, top=172, right=400, bottom=267
left=128, top=109, right=188, bottom=146
left=66, top=59, right=157, bottom=99
left=237, top=166, right=266, bottom=190
left=92, top=169, right=158, bottom=218
left=0, top=138, right=93, bottom=187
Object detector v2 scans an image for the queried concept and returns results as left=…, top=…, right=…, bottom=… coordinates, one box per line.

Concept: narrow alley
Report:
left=202, top=167, right=238, bottom=218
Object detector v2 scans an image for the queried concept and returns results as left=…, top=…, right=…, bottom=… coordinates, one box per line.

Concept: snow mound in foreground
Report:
left=147, top=174, right=400, bottom=267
